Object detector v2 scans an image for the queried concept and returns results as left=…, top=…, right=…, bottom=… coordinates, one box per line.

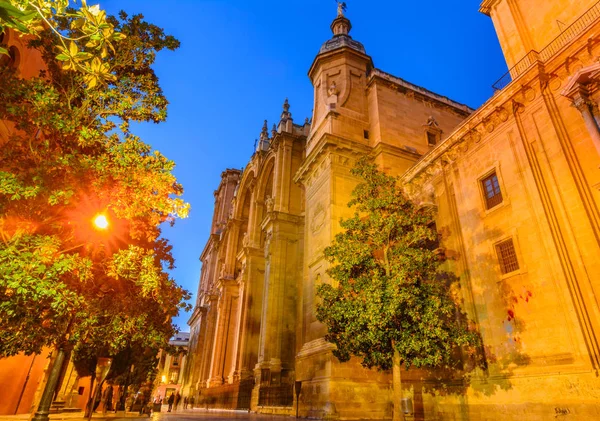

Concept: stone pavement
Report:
left=151, top=409, right=292, bottom=421
left=0, top=409, right=294, bottom=421
left=0, top=412, right=146, bottom=421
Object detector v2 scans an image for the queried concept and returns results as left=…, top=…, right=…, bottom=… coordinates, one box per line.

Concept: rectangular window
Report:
left=481, top=172, right=503, bottom=209
left=496, top=239, right=519, bottom=274
left=427, top=131, right=437, bottom=146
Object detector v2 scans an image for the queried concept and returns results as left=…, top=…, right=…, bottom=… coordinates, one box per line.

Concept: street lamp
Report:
left=31, top=212, right=111, bottom=421
left=93, top=214, right=109, bottom=230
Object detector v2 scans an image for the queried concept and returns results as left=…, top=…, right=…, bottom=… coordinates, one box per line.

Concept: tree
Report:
left=0, top=0, right=125, bottom=87
left=0, top=8, right=189, bottom=362
left=72, top=340, right=162, bottom=415
left=316, top=158, right=482, bottom=421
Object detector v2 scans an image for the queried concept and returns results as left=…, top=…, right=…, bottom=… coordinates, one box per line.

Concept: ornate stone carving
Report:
left=328, top=81, right=339, bottom=97
left=264, top=231, right=272, bottom=259
left=242, top=232, right=249, bottom=248
left=425, top=115, right=439, bottom=127
left=265, top=195, right=274, bottom=212
left=496, top=106, right=509, bottom=122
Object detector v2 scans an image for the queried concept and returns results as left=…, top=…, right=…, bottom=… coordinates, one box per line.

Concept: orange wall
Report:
left=0, top=350, right=51, bottom=415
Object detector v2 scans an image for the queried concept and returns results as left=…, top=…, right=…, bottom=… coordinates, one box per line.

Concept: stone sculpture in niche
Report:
left=265, top=195, right=274, bottom=212
left=327, top=81, right=339, bottom=110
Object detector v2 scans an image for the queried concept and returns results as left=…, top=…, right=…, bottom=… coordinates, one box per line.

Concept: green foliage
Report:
left=0, top=0, right=126, bottom=87
left=0, top=10, right=190, bottom=359
left=105, top=345, right=159, bottom=388
left=316, top=158, right=482, bottom=371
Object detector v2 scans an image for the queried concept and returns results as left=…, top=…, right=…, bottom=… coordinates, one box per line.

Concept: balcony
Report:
left=492, top=0, right=600, bottom=91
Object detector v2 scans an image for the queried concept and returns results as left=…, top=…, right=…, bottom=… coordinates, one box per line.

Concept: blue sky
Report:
left=98, top=0, right=508, bottom=330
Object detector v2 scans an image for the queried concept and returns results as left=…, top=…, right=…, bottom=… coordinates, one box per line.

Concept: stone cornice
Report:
left=270, top=129, right=307, bottom=152
left=401, top=68, right=533, bottom=186
left=199, top=233, right=219, bottom=261
left=260, top=210, right=304, bottom=231
left=295, top=131, right=371, bottom=184
left=561, top=62, right=600, bottom=98
left=236, top=246, right=262, bottom=262
left=216, top=276, right=238, bottom=290
left=308, top=43, right=373, bottom=81
left=296, top=338, right=336, bottom=359
left=371, top=142, right=422, bottom=162
left=479, top=0, right=501, bottom=16
left=369, top=69, right=474, bottom=115
left=404, top=12, right=600, bottom=188
left=187, top=305, right=207, bottom=326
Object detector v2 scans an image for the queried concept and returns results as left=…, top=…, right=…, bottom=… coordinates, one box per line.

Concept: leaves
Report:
left=0, top=11, right=188, bottom=362
left=316, top=158, right=483, bottom=372
left=0, top=1, right=126, bottom=86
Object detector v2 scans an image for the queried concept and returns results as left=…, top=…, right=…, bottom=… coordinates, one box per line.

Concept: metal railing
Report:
left=492, top=1, right=600, bottom=91
left=258, top=385, right=294, bottom=407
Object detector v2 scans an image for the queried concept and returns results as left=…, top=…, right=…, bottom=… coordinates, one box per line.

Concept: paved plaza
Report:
left=0, top=410, right=294, bottom=421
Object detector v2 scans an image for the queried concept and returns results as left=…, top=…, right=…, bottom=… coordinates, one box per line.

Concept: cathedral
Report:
left=181, top=1, right=600, bottom=419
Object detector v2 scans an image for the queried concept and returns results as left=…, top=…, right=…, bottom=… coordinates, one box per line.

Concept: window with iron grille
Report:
left=495, top=239, right=519, bottom=274
left=481, top=172, right=503, bottom=209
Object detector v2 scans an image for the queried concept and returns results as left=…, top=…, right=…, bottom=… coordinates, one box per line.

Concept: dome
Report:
left=319, top=34, right=366, bottom=55
left=318, top=15, right=366, bottom=55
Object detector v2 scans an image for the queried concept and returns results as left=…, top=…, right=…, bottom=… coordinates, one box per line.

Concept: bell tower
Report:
left=306, top=4, right=373, bottom=156
left=294, top=5, right=390, bottom=420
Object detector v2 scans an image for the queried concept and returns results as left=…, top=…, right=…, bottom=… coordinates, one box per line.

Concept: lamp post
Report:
left=31, top=349, right=68, bottom=421
left=30, top=213, right=110, bottom=421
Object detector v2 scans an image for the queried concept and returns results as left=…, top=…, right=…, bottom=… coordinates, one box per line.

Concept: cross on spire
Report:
left=336, top=1, right=347, bottom=17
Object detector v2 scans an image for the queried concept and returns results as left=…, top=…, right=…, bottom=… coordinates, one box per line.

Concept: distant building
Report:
left=153, top=333, right=189, bottom=402
left=183, top=1, right=600, bottom=420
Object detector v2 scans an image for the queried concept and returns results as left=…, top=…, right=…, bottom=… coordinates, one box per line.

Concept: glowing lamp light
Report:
left=93, top=214, right=109, bottom=230
left=161, top=375, right=167, bottom=383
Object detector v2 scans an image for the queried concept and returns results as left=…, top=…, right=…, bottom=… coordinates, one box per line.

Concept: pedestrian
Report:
left=167, top=393, right=174, bottom=412
left=183, top=396, right=188, bottom=409
left=138, top=395, right=146, bottom=415
left=189, top=396, right=195, bottom=409
left=102, top=384, right=114, bottom=415
left=174, top=392, right=181, bottom=411
left=113, top=386, right=121, bottom=413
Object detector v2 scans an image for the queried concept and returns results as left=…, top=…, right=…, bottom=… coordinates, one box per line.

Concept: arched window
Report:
left=0, top=46, right=20, bottom=69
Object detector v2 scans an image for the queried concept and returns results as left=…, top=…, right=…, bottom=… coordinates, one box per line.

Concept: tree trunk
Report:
left=392, top=344, right=405, bottom=421
left=87, top=379, right=103, bottom=421
left=84, top=373, right=95, bottom=418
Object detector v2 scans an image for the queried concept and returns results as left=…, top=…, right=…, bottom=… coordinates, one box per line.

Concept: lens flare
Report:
left=93, top=214, right=109, bottom=230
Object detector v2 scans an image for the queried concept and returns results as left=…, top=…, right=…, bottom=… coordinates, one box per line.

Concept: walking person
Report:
left=167, top=393, right=174, bottom=412
left=174, top=392, right=181, bottom=412
left=183, top=396, right=188, bottom=409
left=102, top=384, right=114, bottom=415
left=189, top=396, right=195, bottom=409
left=138, top=395, right=146, bottom=415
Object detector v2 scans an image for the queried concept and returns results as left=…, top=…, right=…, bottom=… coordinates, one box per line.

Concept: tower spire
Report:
left=332, top=2, right=351, bottom=36
left=257, top=120, right=270, bottom=152
left=280, top=98, right=292, bottom=122
left=336, top=1, right=347, bottom=17
left=260, top=119, right=269, bottom=141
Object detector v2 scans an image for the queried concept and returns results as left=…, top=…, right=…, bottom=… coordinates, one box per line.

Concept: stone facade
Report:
left=185, top=2, right=600, bottom=420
